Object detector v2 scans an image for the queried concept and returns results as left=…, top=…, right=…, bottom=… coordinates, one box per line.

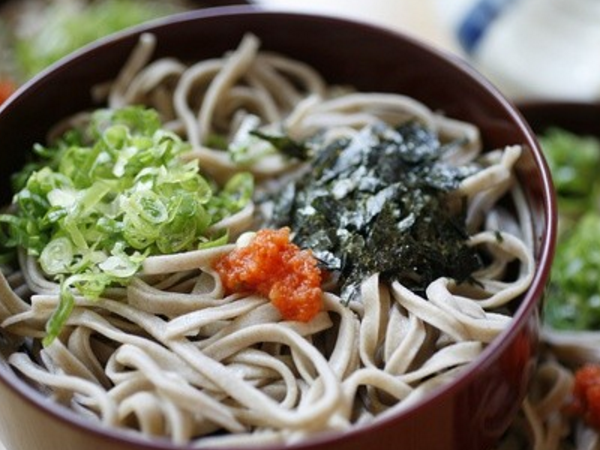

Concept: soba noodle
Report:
left=0, top=33, right=535, bottom=446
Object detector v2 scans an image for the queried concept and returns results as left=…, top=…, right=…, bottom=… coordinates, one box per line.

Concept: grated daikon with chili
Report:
left=0, top=78, right=16, bottom=106
left=214, top=228, right=323, bottom=322
left=567, top=364, right=600, bottom=429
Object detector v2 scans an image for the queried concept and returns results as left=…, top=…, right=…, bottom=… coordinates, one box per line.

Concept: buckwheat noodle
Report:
left=0, top=33, right=536, bottom=446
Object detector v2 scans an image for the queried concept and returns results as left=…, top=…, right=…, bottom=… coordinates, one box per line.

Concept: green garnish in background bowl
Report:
left=539, top=127, right=600, bottom=331
left=13, top=0, right=184, bottom=79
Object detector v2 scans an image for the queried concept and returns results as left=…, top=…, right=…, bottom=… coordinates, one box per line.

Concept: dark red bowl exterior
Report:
left=0, top=6, right=556, bottom=450
left=519, top=101, right=600, bottom=137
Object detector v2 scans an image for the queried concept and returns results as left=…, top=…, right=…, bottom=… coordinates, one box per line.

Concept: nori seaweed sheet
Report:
left=265, top=122, right=483, bottom=303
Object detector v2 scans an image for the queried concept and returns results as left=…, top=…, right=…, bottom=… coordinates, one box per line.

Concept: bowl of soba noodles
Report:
left=0, top=6, right=556, bottom=450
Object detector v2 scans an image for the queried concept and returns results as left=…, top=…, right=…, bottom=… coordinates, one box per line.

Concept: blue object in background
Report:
left=457, top=0, right=518, bottom=54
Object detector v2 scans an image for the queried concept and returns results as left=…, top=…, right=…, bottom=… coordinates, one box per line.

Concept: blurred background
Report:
left=256, top=0, right=600, bottom=102
left=2, top=0, right=600, bottom=105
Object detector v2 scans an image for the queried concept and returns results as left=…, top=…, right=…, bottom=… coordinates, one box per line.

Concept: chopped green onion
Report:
left=0, top=106, right=254, bottom=344
left=40, top=237, right=73, bottom=275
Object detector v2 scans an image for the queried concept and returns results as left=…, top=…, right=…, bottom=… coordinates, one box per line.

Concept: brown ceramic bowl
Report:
left=0, top=6, right=556, bottom=450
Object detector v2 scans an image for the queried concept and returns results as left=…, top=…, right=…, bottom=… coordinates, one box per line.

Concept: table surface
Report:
left=0, top=1, right=475, bottom=449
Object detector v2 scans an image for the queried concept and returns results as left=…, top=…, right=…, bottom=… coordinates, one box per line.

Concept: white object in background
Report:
left=471, top=0, right=600, bottom=101
left=254, top=0, right=460, bottom=53
left=433, top=0, right=480, bottom=34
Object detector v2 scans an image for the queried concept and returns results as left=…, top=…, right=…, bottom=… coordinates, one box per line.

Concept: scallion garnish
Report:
left=0, top=106, right=253, bottom=345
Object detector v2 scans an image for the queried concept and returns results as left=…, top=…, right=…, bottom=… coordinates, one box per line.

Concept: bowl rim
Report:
left=0, top=4, right=557, bottom=450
